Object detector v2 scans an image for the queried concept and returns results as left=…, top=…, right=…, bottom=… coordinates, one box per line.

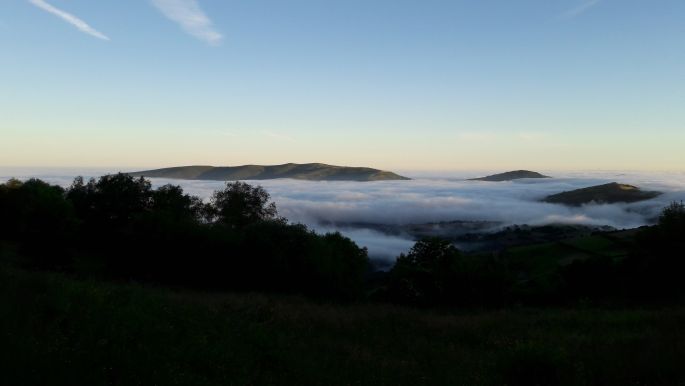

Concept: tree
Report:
left=66, top=173, right=152, bottom=226
left=0, top=178, right=75, bottom=268
left=657, top=201, right=685, bottom=238
left=388, top=238, right=463, bottom=305
left=0, top=178, right=72, bottom=237
left=618, top=201, right=685, bottom=301
left=396, top=237, right=462, bottom=271
left=210, top=181, right=279, bottom=228
left=151, top=184, right=205, bottom=222
left=1, top=176, right=372, bottom=299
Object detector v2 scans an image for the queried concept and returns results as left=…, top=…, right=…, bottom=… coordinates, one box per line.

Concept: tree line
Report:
left=2, top=174, right=684, bottom=306
left=378, top=201, right=685, bottom=306
left=0, top=174, right=368, bottom=299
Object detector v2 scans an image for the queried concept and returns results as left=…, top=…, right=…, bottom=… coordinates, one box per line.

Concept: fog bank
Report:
left=3, top=168, right=684, bottom=262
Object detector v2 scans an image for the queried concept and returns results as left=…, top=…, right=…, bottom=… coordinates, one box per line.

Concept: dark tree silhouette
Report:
left=397, top=237, right=461, bottom=270
left=657, top=201, right=685, bottom=238
left=0, top=178, right=75, bottom=268
left=620, top=201, right=685, bottom=300
left=67, top=173, right=153, bottom=226
left=151, top=184, right=205, bottom=222
left=210, top=181, right=279, bottom=228
left=0, top=178, right=73, bottom=236
left=387, top=238, right=463, bottom=305
left=1, top=176, right=372, bottom=298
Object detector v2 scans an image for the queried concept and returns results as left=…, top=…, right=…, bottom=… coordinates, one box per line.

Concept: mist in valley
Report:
left=3, top=168, right=685, bottom=263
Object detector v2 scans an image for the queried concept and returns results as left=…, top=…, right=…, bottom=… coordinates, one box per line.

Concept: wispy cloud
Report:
left=261, top=130, right=297, bottom=143
left=562, top=0, right=601, bottom=19
left=150, top=0, right=223, bottom=45
left=208, top=129, right=238, bottom=137
left=516, top=131, right=548, bottom=142
left=28, top=0, right=109, bottom=40
left=456, top=132, right=498, bottom=142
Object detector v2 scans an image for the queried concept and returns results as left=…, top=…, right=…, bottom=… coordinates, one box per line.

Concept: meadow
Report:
left=2, top=265, right=684, bottom=386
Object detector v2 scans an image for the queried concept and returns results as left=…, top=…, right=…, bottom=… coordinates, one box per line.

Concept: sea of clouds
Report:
left=3, top=168, right=685, bottom=262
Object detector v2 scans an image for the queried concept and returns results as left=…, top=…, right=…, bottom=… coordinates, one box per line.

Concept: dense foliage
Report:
left=0, top=174, right=369, bottom=299
left=381, top=238, right=510, bottom=306
left=378, top=203, right=685, bottom=307
left=2, top=175, right=684, bottom=306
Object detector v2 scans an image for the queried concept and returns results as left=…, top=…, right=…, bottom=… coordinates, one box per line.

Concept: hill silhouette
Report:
left=469, top=170, right=550, bottom=181
left=543, top=182, right=662, bottom=206
left=130, top=163, right=410, bottom=181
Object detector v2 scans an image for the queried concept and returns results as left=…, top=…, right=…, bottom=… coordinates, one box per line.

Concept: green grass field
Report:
left=503, top=231, right=633, bottom=279
left=2, top=265, right=684, bottom=386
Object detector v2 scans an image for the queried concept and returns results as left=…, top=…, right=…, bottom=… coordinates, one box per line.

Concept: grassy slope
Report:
left=469, top=170, right=551, bottom=181
left=2, top=265, right=684, bottom=386
left=131, top=163, right=410, bottom=181
left=503, top=232, right=634, bottom=277
left=544, top=183, right=662, bottom=206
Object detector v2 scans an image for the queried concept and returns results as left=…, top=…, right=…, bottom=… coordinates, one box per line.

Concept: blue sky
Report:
left=1, top=0, right=684, bottom=170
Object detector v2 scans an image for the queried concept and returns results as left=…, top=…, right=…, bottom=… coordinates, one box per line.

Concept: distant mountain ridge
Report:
left=129, top=163, right=410, bottom=182
left=543, top=182, right=662, bottom=206
left=470, top=170, right=551, bottom=182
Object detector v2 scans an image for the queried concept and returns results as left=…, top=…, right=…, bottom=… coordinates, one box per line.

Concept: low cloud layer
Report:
left=3, top=168, right=685, bottom=262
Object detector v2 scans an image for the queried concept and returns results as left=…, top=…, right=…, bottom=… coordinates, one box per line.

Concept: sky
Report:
left=1, top=0, right=684, bottom=171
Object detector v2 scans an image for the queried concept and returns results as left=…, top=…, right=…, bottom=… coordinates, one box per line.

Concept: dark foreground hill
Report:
left=130, top=163, right=410, bottom=181
left=2, top=265, right=684, bottom=386
left=469, top=170, right=551, bottom=181
left=544, top=182, right=662, bottom=206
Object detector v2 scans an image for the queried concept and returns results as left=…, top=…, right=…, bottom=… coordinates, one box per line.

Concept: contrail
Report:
left=28, top=0, right=110, bottom=40
left=562, top=0, right=601, bottom=19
